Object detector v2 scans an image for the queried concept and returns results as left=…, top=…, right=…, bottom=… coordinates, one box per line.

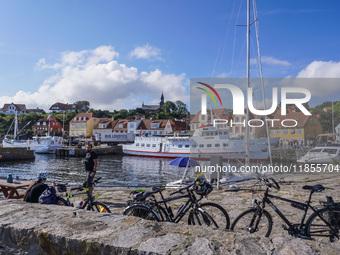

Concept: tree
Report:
left=161, top=101, right=177, bottom=118
left=75, top=100, right=90, bottom=107
left=175, top=100, right=189, bottom=119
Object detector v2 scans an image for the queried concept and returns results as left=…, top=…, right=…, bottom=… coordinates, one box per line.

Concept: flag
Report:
left=47, top=115, right=52, bottom=122
left=140, top=128, right=142, bottom=136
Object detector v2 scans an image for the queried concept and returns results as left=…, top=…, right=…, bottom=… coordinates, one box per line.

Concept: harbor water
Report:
left=0, top=154, right=186, bottom=187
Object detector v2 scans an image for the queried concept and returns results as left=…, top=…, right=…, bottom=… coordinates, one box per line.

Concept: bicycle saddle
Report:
left=302, top=184, right=325, bottom=192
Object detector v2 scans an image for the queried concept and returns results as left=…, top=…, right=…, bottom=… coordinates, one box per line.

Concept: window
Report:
left=192, top=144, right=197, bottom=148
left=151, top=123, right=160, bottom=128
left=141, top=143, right=145, bottom=147
left=215, top=144, right=220, bottom=147
left=82, top=124, right=85, bottom=128
left=270, top=129, right=275, bottom=135
left=118, top=124, right=123, bottom=128
left=298, top=129, right=303, bottom=134
left=277, top=129, right=281, bottom=135
left=152, top=144, right=156, bottom=147
left=178, top=145, right=183, bottom=148
left=136, top=143, right=139, bottom=146
left=199, top=144, right=204, bottom=148
left=147, top=144, right=150, bottom=147
left=284, top=129, right=288, bottom=134
left=77, top=124, right=79, bottom=128
left=291, top=129, right=296, bottom=134
left=207, top=144, right=212, bottom=148
left=72, top=124, right=75, bottom=128
left=185, top=144, right=190, bottom=148
left=223, top=143, right=228, bottom=147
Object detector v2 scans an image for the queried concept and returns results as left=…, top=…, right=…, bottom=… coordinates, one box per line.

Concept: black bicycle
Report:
left=123, top=179, right=230, bottom=230
left=56, top=177, right=111, bottom=213
left=231, top=177, right=340, bottom=242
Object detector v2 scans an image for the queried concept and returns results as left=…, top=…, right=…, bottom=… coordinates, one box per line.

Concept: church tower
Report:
left=160, top=93, right=164, bottom=107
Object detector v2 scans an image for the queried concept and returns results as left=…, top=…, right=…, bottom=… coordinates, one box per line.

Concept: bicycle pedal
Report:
left=297, top=234, right=313, bottom=240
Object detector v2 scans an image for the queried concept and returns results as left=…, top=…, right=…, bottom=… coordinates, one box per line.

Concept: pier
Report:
left=0, top=147, right=35, bottom=162
left=56, top=145, right=123, bottom=158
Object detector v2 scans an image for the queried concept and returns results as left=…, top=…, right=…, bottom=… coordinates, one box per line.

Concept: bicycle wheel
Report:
left=196, top=202, right=230, bottom=229
left=123, top=204, right=161, bottom=221
left=87, top=201, right=112, bottom=213
left=231, top=208, right=273, bottom=237
left=305, top=207, right=340, bottom=242
left=188, top=209, right=217, bottom=229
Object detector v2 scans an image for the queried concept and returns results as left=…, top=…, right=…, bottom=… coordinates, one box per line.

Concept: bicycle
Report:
left=56, top=177, right=111, bottom=213
left=123, top=178, right=230, bottom=230
left=231, top=177, right=340, bottom=242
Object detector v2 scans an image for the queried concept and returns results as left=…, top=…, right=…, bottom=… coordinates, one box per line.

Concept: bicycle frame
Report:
left=149, top=188, right=202, bottom=223
left=255, top=187, right=336, bottom=236
left=64, top=187, right=94, bottom=209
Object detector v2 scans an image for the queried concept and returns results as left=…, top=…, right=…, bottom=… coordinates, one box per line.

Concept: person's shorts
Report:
left=85, top=171, right=95, bottom=187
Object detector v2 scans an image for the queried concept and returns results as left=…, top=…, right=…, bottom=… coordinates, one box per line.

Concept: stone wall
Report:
left=0, top=199, right=339, bottom=255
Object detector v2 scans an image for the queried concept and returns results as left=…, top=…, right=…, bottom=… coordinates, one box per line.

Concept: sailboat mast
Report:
left=14, top=110, right=18, bottom=140
left=245, top=0, right=251, bottom=165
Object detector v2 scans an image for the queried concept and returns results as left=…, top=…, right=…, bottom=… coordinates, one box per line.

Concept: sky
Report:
left=0, top=0, right=339, bottom=112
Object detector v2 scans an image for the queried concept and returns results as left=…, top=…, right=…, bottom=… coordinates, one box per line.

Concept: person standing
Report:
left=84, top=143, right=98, bottom=195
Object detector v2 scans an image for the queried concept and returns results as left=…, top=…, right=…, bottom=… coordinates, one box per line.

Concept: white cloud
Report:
left=294, top=61, right=340, bottom=98
left=129, top=44, right=163, bottom=60
left=1, top=46, right=187, bottom=111
left=251, top=56, right=290, bottom=66
left=297, top=61, right=340, bottom=78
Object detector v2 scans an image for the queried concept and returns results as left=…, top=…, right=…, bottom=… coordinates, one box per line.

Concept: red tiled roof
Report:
left=190, top=108, right=228, bottom=123
left=70, top=113, right=97, bottom=123
left=271, top=111, right=311, bottom=128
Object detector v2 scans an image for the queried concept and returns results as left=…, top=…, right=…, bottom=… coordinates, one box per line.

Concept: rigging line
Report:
left=250, top=33, right=261, bottom=80
left=211, top=0, right=237, bottom=79
left=235, top=36, right=247, bottom=78
left=217, top=0, right=237, bottom=76
left=231, top=0, right=243, bottom=76
left=253, top=0, right=273, bottom=166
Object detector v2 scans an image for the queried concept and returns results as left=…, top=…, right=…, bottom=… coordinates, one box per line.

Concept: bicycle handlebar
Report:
left=170, top=182, right=194, bottom=196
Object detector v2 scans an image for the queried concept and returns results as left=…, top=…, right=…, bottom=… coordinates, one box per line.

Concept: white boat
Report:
left=297, top=144, right=340, bottom=164
left=2, top=111, right=30, bottom=149
left=27, top=136, right=63, bottom=154
left=123, top=125, right=279, bottom=162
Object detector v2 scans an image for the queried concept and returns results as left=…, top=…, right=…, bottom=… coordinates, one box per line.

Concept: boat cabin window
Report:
left=322, top=149, right=338, bottom=154
left=152, top=144, right=156, bottom=147
left=223, top=143, right=228, bottom=147
left=178, top=145, right=182, bottom=148
left=136, top=143, right=139, bottom=146
left=215, top=144, right=220, bottom=147
left=185, top=145, right=190, bottom=148
left=141, top=143, right=145, bottom=147
left=199, top=144, right=204, bottom=148
left=147, top=144, right=150, bottom=147
left=207, top=144, right=212, bottom=148
left=192, top=144, right=197, bottom=148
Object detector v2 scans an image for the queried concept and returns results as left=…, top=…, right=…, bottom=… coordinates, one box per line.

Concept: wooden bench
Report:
left=0, top=179, right=33, bottom=199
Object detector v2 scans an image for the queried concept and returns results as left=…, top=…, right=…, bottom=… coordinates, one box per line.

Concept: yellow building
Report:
left=270, top=111, right=323, bottom=142
left=69, top=113, right=100, bottom=138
